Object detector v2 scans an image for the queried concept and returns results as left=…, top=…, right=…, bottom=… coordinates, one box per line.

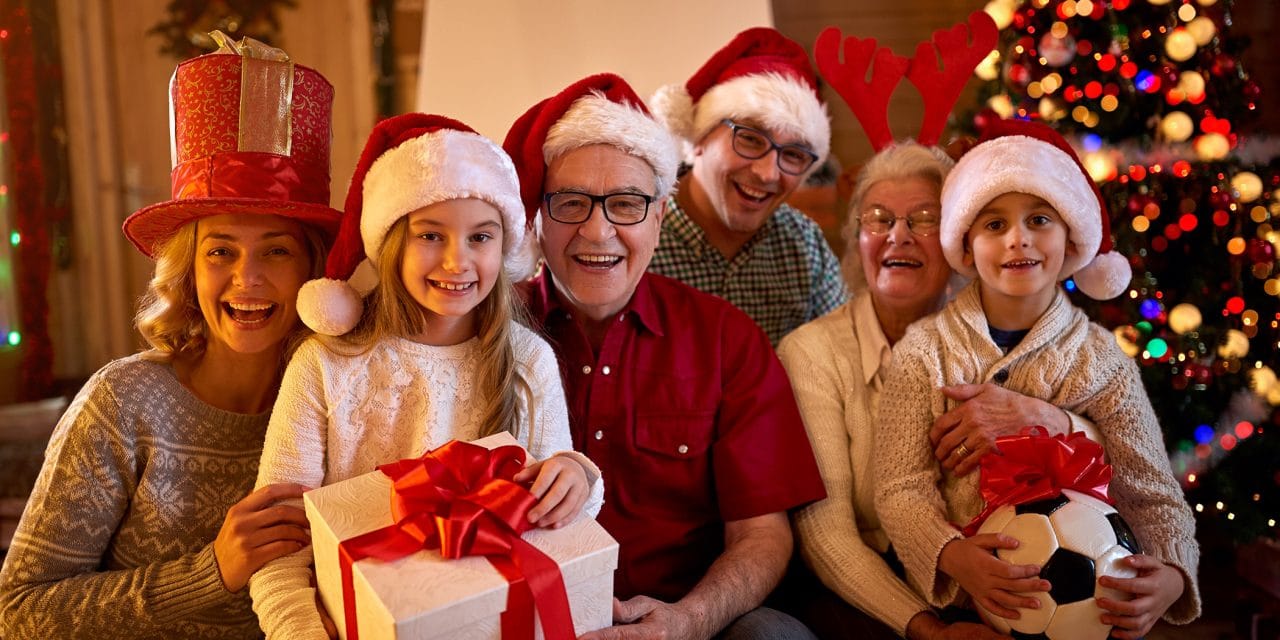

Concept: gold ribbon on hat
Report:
left=211, top=30, right=294, bottom=156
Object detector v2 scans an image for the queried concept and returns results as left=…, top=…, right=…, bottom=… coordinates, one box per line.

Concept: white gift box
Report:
left=305, top=432, right=618, bottom=640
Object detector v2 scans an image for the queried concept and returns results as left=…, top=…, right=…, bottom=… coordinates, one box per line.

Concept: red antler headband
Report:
left=815, top=10, right=998, bottom=150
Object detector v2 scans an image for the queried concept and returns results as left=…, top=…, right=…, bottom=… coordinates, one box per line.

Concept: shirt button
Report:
left=594, top=430, right=604, bottom=440
left=582, top=365, right=592, bottom=375
left=602, top=365, right=612, bottom=376
left=993, top=369, right=1010, bottom=384
left=677, top=444, right=689, bottom=454
left=618, top=314, right=625, bottom=322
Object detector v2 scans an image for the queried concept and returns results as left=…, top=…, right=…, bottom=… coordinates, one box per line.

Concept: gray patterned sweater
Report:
left=0, top=354, right=268, bottom=639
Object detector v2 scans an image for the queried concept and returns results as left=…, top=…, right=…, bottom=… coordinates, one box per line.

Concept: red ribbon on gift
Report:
left=961, top=427, right=1112, bottom=536
left=336, top=440, right=574, bottom=640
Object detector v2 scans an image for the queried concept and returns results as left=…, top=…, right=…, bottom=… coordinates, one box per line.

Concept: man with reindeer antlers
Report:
left=648, top=29, right=846, bottom=346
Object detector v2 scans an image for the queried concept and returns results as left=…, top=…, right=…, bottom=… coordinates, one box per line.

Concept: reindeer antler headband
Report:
left=815, top=10, right=998, bottom=150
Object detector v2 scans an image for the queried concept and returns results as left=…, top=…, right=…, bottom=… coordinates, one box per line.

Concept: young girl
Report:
left=874, top=119, right=1199, bottom=640
left=249, top=114, right=603, bottom=639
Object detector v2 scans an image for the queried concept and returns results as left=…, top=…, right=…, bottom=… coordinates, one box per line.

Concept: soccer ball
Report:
left=973, top=489, right=1143, bottom=640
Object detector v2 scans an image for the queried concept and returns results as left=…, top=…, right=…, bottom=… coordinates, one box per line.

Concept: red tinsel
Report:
left=1, top=0, right=54, bottom=400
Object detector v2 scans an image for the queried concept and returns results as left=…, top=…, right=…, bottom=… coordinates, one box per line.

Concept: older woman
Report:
left=777, top=142, right=1092, bottom=640
left=0, top=42, right=341, bottom=638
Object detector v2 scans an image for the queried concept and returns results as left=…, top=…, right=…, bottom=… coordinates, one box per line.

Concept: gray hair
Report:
left=841, top=142, right=954, bottom=291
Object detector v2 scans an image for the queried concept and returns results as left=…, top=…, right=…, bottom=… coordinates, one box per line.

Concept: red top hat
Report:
left=123, top=46, right=343, bottom=257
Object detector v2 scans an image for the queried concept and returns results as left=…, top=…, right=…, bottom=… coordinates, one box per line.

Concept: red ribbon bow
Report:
left=962, top=427, right=1112, bottom=536
left=337, top=440, right=574, bottom=640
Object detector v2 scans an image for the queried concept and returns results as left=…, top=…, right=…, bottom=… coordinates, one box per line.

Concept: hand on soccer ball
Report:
left=940, top=535, right=1051, bottom=619
left=1095, top=554, right=1185, bottom=639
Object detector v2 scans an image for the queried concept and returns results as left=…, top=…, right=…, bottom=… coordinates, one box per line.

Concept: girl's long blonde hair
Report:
left=344, top=217, right=530, bottom=439
left=134, top=218, right=328, bottom=368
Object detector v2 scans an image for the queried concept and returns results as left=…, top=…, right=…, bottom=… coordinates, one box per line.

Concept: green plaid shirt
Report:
left=650, top=196, right=848, bottom=345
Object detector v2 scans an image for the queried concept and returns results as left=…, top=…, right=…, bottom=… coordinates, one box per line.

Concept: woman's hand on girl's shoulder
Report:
left=213, top=482, right=312, bottom=592
left=514, top=456, right=588, bottom=529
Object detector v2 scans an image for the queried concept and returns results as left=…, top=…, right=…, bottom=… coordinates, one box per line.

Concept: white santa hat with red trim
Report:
left=940, top=118, right=1132, bottom=300
left=503, top=73, right=680, bottom=227
left=297, top=113, right=529, bottom=336
left=650, top=27, right=830, bottom=165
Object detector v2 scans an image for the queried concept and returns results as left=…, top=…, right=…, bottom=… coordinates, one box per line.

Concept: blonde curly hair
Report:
left=135, top=218, right=328, bottom=365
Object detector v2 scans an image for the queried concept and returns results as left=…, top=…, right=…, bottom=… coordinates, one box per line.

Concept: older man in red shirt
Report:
left=505, top=74, right=826, bottom=640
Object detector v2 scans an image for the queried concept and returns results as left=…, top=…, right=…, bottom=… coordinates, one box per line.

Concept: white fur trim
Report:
left=649, top=84, right=695, bottom=144
left=685, top=72, right=830, bottom=165
left=940, top=135, right=1102, bottom=280
left=297, top=277, right=364, bottom=336
left=544, top=93, right=681, bottom=199
left=360, top=130, right=526, bottom=273
left=1072, top=251, right=1132, bottom=300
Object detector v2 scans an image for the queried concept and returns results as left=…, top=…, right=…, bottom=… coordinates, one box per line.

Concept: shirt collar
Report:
left=664, top=193, right=777, bottom=260
left=527, top=269, right=664, bottom=337
left=851, top=293, right=892, bottom=387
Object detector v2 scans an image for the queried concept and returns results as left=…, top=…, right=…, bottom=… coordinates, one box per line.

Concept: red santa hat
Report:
left=503, top=73, right=680, bottom=225
left=940, top=118, right=1132, bottom=300
left=297, top=113, right=528, bottom=336
left=650, top=27, right=830, bottom=164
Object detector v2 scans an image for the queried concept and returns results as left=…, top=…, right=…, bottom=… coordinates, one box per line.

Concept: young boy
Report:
left=873, top=119, right=1200, bottom=639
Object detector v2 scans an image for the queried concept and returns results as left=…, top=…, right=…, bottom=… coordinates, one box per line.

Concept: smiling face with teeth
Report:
left=684, top=120, right=808, bottom=255
left=857, top=176, right=953, bottom=324
left=193, top=214, right=314, bottom=358
left=964, top=192, right=1076, bottom=329
left=398, top=198, right=505, bottom=345
left=539, top=144, right=663, bottom=325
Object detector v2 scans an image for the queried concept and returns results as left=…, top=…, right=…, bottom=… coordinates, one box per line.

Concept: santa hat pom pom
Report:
left=649, top=84, right=695, bottom=142
left=1072, top=251, right=1132, bottom=300
left=297, top=277, right=364, bottom=336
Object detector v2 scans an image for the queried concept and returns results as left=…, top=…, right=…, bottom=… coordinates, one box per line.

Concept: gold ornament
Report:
left=1168, top=303, right=1203, bottom=334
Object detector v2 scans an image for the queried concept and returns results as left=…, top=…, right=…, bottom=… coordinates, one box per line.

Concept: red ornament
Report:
left=1209, top=190, right=1234, bottom=209
left=1249, top=238, right=1276, bottom=265
left=1243, top=80, right=1262, bottom=101
left=1212, top=53, right=1237, bottom=75
left=1009, top=63, right=1031, bottom=87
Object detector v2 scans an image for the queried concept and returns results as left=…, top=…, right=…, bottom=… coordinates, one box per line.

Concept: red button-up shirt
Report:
left=521, top=272, right=826, bottom=601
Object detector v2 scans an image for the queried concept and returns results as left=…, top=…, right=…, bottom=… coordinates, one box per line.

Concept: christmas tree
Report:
left=962, top=0, right=1279, bottom=542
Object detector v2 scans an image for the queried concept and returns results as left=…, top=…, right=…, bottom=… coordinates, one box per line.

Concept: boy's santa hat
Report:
left=297, top=114, right=528, bottom=336
left=940, top=118, right=1132, bottom=300
left=649, top=27, right=830, bottom=165
left=503, top=73, right=680, bottom=225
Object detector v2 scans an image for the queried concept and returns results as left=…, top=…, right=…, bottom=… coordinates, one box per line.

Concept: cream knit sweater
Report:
left=778, top=296, right=933, bottom=636
left=875, top=283, right=1201, bottom=624
left=249, top=322, right=603, bottom=640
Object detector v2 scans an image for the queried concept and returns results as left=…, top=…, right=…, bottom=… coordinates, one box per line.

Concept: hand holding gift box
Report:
left=306, top=433, right=617, bottom=640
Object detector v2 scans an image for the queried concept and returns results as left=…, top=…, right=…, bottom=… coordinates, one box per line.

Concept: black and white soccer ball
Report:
left=973, top=488, right=1143, bottom=640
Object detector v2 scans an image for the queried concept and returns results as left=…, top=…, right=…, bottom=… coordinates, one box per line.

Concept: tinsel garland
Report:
left=1, top=0, right=55, bottom=400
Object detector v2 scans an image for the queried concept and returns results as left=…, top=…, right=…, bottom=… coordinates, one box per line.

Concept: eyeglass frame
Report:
left=541, top=190, right=656, bottom=226
left=719, top=119, right=819, bottom=176
left=857, top=207, right=942, bottom=236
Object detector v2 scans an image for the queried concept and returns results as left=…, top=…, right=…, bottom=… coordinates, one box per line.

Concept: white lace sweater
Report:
left=874, top=283, right=1201, bottom=624
left=249, top=322, right=603, bottom=640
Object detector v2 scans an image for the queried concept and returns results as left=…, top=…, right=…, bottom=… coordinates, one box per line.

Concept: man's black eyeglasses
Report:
left=543, top=191, right=655, bottom=225
left=721, top=119, right=818, bottom=176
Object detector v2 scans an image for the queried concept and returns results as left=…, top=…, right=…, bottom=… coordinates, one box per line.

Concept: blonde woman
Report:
left=248, top=114, right=603, bottom=639
left=0, top=45, right=341, bottom=638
